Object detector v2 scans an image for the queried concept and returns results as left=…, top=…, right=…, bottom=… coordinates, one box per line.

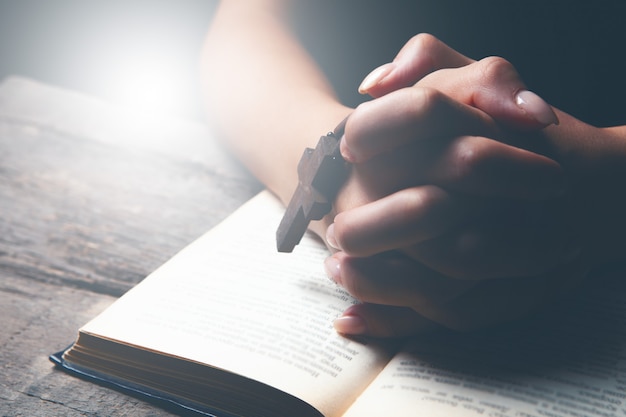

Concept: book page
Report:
left=78, top=191, right=394, bottom=417
left=343, top=273, right=626, bottom=417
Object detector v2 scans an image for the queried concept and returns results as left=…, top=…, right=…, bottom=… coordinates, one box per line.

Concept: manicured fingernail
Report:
left=333, top=314, right=368, bottom=335
left=358, top=63, right=395, bottom=94
left=515, top=90, right=559, bottom=126
left=324, top=256, right=342, bottom=285
left=326, top=223, right=340, bottom=250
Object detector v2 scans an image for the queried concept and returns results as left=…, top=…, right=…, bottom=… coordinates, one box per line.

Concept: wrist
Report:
left=547, top=114, right=626, bottom=266
left=277, top=106, right=352, bottom=196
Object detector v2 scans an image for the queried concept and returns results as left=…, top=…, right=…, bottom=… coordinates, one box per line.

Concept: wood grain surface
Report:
left=0, top=76, right=262, bottom=416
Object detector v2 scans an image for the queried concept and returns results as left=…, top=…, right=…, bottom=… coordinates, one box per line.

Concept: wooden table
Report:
left=0, top=76, right=262, bottom=416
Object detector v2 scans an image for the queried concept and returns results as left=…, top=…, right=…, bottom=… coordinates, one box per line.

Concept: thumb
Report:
left=358, top=33, right=473, bottom=98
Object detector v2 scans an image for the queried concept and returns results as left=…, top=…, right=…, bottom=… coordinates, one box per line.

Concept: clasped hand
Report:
left=319, top=34, right=626, bottom=337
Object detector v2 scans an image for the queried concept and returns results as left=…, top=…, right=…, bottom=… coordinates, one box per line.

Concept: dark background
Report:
left=1, top=1, right=624, bottom=127
left=0, top=0, right=217, bottom=120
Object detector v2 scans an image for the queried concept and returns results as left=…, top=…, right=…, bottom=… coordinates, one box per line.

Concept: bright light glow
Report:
left=103, top=52, right=194, bottom=118
left=93, top=35, right=198, bottom=116
left=2, top=2, right=214, bottom=121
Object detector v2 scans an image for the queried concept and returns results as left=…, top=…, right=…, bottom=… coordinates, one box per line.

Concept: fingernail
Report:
left=324, top=256, right=342, bottom=285
left=326, top=223, right=341, bottom=250
left=358, top=63, right=395, bottom=94
left=333, top=314, right=368, bottom=335
left=515, top=90, right=559, bottom=126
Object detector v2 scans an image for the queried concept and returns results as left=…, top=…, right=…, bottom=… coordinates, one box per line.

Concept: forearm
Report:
left=201, top=0, right=351, bottom=203
left=541, top=111, right=626, bottom=265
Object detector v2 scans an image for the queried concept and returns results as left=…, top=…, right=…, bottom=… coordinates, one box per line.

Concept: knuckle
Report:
left=395, top=188, right=427, bottom=216
left=383, top=188, right=436, bottom=237
left=404, top=34, right=440, bottom=75
left=399, top=186, right=443, bottom=216
left=448, top=232, right=487, bottom=280
left=392, top=186, right=453, bottom=242
left=449, top=137, right=491, bottom=179
left=409, top=33, right=440, bottom=53
left=406, top=87, right=447, bottom=119
left=477, top=56, right=517, bottom=81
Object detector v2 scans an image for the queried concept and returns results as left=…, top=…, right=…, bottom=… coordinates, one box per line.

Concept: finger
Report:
left=330, top=252, right=589, bottom=337
left=341, top=86, right=497, bottom=163
left=429, top=256, right=590, bottom=332
left=328, top=260, right=544, bottom=335
left=359, top=33, right=474, bottom=98
left=328, top=186, right=480, bottom=257
left=426, top=135, right=565, bottom=199
left=324, top=251, right=475, bottom=309
left=407, top=203, right=582, bottom=280
left=341, top=134, right=565, bottom=201
left=418, top=56, right=559, bottom=130
left=341, top=88, right=565, bottom=196
left=333, top=303, right=439, bottom=338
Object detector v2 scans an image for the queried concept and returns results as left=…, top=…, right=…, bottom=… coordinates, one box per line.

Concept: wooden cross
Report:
left=276, top=121, right=349, bottom=252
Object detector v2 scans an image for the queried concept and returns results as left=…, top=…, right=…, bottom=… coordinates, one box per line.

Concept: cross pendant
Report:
left=276, top=120, right=349, bottom=252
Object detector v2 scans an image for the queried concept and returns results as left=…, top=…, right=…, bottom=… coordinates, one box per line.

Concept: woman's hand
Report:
left=321, top=34, right=626, bottom=337
left=356, top=33, right=559, bottom=131
left=326, top=37, right=570, bottom=282
left=326, top=249, right=588, bottom=336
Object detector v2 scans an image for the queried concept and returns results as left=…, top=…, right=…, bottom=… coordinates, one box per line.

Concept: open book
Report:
left=52, top=191, right=626, bottom=417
